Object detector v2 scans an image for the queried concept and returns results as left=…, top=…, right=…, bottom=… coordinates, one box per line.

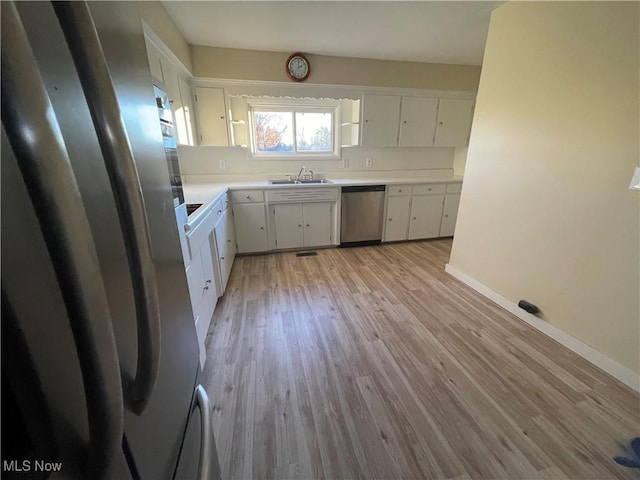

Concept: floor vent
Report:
left=296, top=251, right=318, bottom=257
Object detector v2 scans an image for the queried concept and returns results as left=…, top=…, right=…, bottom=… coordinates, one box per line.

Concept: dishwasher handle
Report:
left=341, top=185, right=386, bottom=193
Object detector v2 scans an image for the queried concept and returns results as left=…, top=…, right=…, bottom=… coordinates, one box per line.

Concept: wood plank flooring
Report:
left=202, top=239, right=640, bottom=479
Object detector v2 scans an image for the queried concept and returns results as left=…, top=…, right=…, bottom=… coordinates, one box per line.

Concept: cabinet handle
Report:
left=413, top=217, right=417, bottom=220
left=403, top=120, right=407, bottom=124
left=206, top=279, right=211, bottom=284
left=217, top=210, right=222, bottom=214
left=298, top=224, right=302, bottom=227
left=428, top=188, right=432, bottom=191
left=445, top=214, right=449, bottom=218
left=306, top=224, right=310, bottom=227
left=388, top=218, right=393, bottom=222
left=221, top=256, right=225, bottom=260
left=439, top=121, right=444, bottom=125
left=398, top=189, right=402, bottom=192
left=220, top=115, right=225, bottom=120
left=260, top=226, right=264, bottom=230
left=204, top=286, right=209, bottom=290
left=246, top=195, right=251, bottom=200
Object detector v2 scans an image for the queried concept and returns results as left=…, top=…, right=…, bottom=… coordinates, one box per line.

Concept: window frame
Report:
left=247, top=98, right=341, bottom=160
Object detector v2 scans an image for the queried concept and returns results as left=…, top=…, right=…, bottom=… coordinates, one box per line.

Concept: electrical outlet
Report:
left=218, top=160, right=226, bottom=170
left=365, top=157, right=373, bottom=168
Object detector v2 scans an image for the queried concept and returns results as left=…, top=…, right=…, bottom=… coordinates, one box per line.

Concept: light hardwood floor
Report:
left=203, top=239, right=640, bottom=479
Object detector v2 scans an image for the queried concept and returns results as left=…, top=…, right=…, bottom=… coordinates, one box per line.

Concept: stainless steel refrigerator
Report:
left=1, top=2, right=221, bottom=479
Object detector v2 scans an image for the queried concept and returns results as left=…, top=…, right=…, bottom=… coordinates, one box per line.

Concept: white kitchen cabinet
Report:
left=233, top=203, right=268, bottom=253
left=434, top=99, right=474, bottom=147
left=194, top=86, right=229, bottom=146
left=273, top=202, right=333, bottom=249
left=177, top=76, right=195, bottom=146
left=361, top=94, right=474, bottom=148
left=185, top=236, right=217, bottom=366
left=399, top=97, right=439, bottom=147
left=273, top=203, right=304, bottom=249
left=384, top=196, right=411, bottom=242
left=408, top=194, right=445, bottom=240
left=145, top=39, right=164, bottom=85
left=144, top=37, right=195, bottom=146
left=440, top=193, right=461, bottom=237
left=213, top=207, right=236, bottom=292
left=361, top=94, right=401, bottom=147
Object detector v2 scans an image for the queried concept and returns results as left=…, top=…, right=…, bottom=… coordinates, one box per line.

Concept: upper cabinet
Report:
left=193, top=87, right=229, bottom=147
left=398, top=97, right=439, bottom=147
left=361, top=95, right=401, bottom=147
left=361, top=94, right=474, bottom=148
left=144, top=37, right=195, bottom=146
left=433, top=98, right=474, bottom=147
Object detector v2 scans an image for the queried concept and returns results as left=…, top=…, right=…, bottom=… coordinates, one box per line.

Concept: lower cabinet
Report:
left=233, top=203, right=268, bottom=253
left=273, top=202, right=333, bottom=249
left=185, top=236, right=217, bottom=367
left=383, top=182, right=461, bottom=242
left=440, top=193, right=461, bottom=237
left=384, top=196, right=411, bottom=242
left=213, top=208, right=236, bottom=292
left=408, top=194, right=445, bottom=240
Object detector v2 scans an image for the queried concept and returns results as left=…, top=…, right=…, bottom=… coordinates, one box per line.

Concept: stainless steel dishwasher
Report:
left=340, top=185, right=386, bottom=246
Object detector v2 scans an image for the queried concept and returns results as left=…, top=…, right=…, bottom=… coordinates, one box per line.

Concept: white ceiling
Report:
left=162, top=1, right=503, bottom=66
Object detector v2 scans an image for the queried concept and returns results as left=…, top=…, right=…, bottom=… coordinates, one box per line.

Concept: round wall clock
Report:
left=286, top=53, right=310, bottom=82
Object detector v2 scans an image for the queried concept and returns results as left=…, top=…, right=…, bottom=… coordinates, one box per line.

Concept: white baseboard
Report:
left=444, top=263, right=640, bottom=393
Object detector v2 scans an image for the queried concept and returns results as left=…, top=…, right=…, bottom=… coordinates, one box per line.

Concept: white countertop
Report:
left=183, top=175, right=463, bottom=206
left=183, top=174, right=463, bottom=228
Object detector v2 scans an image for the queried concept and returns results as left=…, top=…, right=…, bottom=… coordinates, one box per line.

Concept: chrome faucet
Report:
left=295, top=165, right=306, bottom=182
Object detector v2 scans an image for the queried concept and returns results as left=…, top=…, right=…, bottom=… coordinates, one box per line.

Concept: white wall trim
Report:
left=191, top=77, right=476, bottom=102
left=444, top=263, right=640, bottom=393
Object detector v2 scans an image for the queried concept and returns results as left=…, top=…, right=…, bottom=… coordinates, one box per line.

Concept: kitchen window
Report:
left=248, top=99, right=340, bottom=159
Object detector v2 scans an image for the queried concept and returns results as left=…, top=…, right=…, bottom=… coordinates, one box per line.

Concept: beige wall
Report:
left=449, top=2, right=640, bottom=373
left=138, top=1, right=193, bottom=73
left=192, top=46, right=481, bottom=91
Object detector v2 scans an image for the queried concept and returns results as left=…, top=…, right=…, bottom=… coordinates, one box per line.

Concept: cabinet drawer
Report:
left=446, top=183, right=463, bottom=194
left=388, top=185, right=412, bottom=196
left=231, top=190, right=264, bottom=203
left=413, top=184, right=446, bottom=195
left=267, top=188, right=339, bottom=203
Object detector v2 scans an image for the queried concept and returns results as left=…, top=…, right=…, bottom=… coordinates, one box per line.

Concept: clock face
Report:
left=286, top=53, right=310, bottom=82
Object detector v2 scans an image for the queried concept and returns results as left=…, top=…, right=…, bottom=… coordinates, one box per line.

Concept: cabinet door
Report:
left=161, top=60, right=187, bottom=144
left=185, top=248, right=205, bottom=325
left=177, top=76, right=195, bottom=146
left=225, top=208, right=237, bottom=263
left=199, top=237, right=217, bottom=319
left=274, top=203, right=304, bottom=249
left=303, top=202, right=332, bottom=247
left=213, top=219, right=226, bottom=292
left=384, top=196, right=411, bottom=242
left=440, top=193, right=461, bottom=237
left=434, top=98, right=474, bottom=147
left=194, top=87, right=229, bottom=146
left=361, top=95, right=401, bottom=147
left=408, top=195, right=445, bottom=240
left=399, top=97, right=438, bottom=147
left=234, top=203, right=268, bottom=253
left=144, top=39, right=164, bottom=84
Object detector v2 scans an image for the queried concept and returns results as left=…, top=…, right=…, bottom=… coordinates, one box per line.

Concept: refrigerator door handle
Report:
left=195, top=385, right=216, bottom=480
left=52, top=1, right=161, bottom=415
left=1, top=3, right=123, bottom=478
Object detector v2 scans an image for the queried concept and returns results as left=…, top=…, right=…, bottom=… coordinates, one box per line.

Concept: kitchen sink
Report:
left=269, top=179, right=333, bottom=185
